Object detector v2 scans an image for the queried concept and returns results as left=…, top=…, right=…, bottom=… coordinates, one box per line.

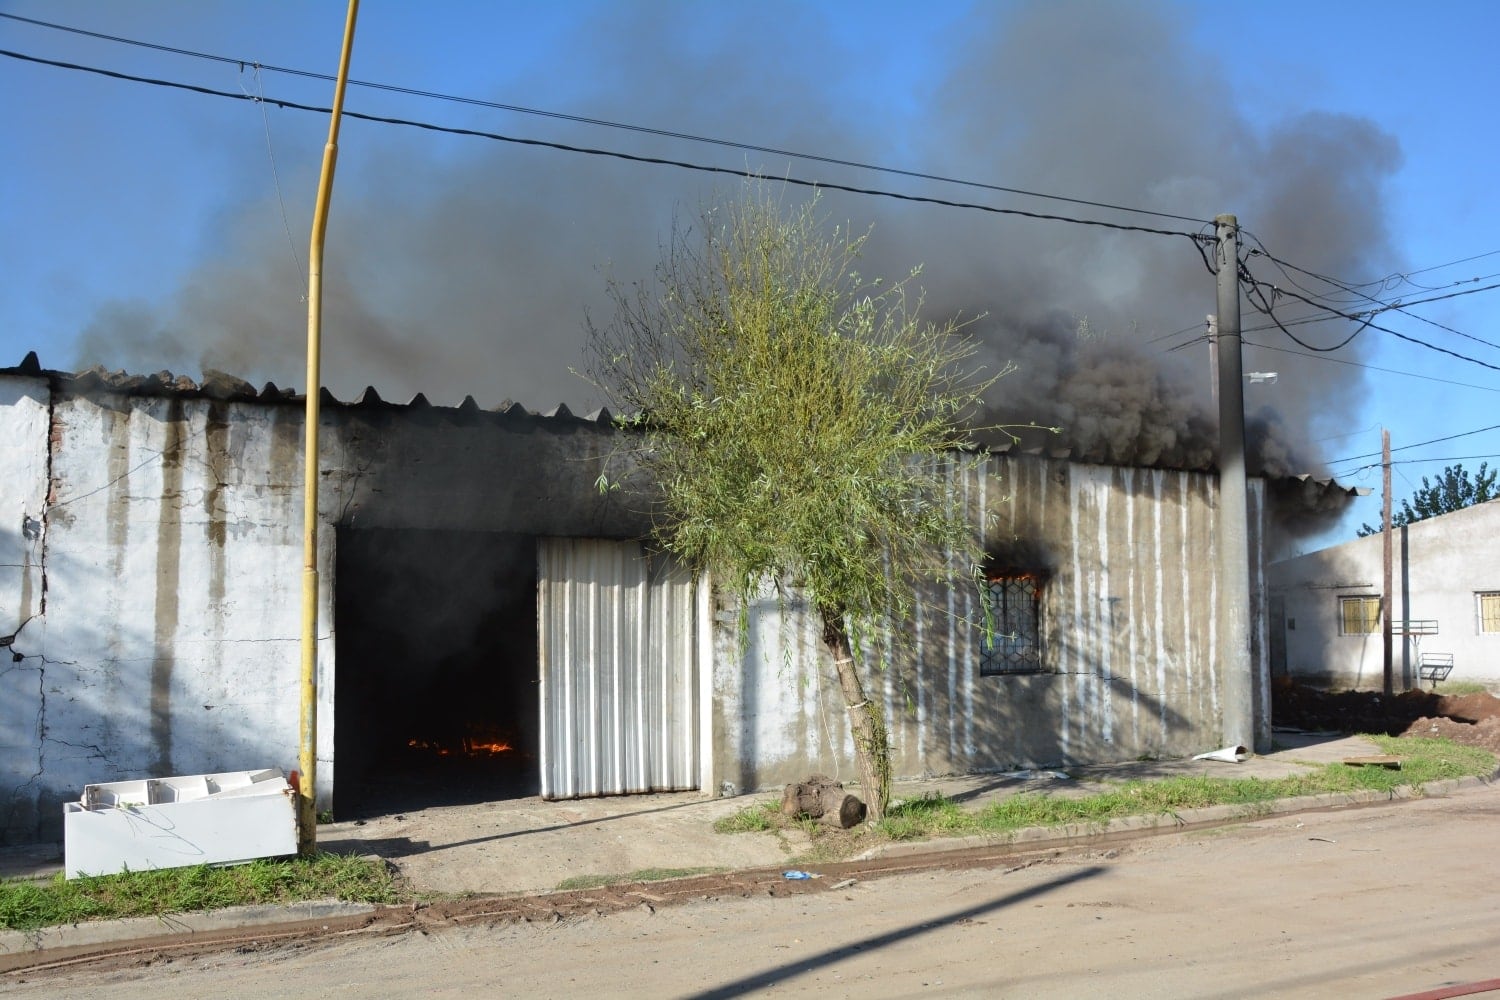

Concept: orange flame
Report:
left=406, top=732, right=515, bottom=757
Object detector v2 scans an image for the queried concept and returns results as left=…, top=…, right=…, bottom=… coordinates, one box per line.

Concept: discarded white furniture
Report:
left=62, top=768, right=298, bottom=879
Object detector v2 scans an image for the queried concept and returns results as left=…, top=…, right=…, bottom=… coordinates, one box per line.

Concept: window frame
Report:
left=1478, top=591, right=1500, bottom=635
left=1338, top=595, right=1382, bottom=636
left=979, top=574, right=1046, bottom=676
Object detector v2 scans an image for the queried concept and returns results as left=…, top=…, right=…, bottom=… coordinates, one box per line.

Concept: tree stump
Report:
left=781, top=774, right=867, bottom=829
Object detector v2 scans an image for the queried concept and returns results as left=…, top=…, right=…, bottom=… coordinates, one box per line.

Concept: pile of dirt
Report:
left=1272, top=679, right=1500, bottom=754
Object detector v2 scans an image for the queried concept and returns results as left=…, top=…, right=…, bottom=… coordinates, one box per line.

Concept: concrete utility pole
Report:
left=1214, top=214, right=1255, bottom=752
left=1207, top=315, right=1218, bottom=404
left=299, top=0, right=360, bottom=856
left=1382, top=428, right=1394, bottom=696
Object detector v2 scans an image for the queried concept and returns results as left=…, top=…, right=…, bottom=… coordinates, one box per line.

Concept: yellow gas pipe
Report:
left=300, top=0, right=360, bottom=855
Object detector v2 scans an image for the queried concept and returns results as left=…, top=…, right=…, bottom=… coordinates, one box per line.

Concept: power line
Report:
left=1239, top=339, right=1500, bottom=395
left=1243, top=236, right=1500, bottom=352
left=0, top=11, right=1215, bottom=227
left=1246, top=236, right=1500, bottom=299
left=1246, top=248, right=1500, bottom=324
left=1237, top=260, right=1500, bottom=371
left=1378, top=249, right=1500, bottom=292
left=0, top=47, right=1215, bottom=247
left=1328, top=422, right=1500, bottom=465
left=1240, top=226, right=1500, bottom=299
left=1340, top=454, right=1500, bottom=475
left=1146, top=318, right=1210, bottom=346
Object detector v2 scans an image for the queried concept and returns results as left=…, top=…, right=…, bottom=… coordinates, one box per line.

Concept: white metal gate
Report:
left=537, top=538, right=701, bottom=798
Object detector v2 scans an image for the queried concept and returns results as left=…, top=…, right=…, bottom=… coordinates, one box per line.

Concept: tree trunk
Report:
left=821, top=610, right=890, bottom=821
left=781, top=775, right=867, bottom=829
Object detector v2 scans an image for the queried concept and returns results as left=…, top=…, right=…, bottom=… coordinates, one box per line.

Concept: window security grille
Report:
left=980, top=576, right=1043, bottom=675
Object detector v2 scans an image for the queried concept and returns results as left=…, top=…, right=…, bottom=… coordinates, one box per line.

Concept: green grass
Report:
left=1433, top=680, right=1493, bottom=696
left=713, top=736, right=1497, bottom=859
left=0, top=852, right=406, bottom=933
left=555, top=867, right=721, bottom=892
left=712, top=799, right=782, bottom=834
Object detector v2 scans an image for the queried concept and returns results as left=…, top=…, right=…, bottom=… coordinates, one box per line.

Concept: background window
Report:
left=1479, top=592, right=1500, bottom=634
left=980, top=575, right=1043, bottom=675
left=1339, top=596, right=1382, bottom=635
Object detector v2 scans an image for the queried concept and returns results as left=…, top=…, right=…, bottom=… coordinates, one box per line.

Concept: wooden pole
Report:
left=1382, top=428, right=1393, bottom=696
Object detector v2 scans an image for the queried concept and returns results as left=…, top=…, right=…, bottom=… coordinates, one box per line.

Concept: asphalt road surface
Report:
left=8, top=787, right=1500, bottom=999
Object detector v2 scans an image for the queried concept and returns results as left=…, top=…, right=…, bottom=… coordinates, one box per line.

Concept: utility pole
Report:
left=1207, top=315, right=1218, bottom=404
left=1382, top=428, right=1393, bottom=696
left=299, top=0, right=360, bottom=855
left=1214, top=214, right=1254, bottom=752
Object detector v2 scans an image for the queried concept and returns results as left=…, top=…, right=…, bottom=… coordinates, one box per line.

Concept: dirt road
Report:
left=8, top=786, right=1500, bottom=999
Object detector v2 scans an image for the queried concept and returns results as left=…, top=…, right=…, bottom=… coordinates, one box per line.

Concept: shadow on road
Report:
left=687, top=865, right=1107, bottom=999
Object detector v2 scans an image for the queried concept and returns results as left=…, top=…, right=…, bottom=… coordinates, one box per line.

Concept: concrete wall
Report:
left=0, top=376, right=52, bottom=842
left=0, top=374, right=640, bottom=844
left=2, top=367, right=1284, bottom=838
left=0, top=382, right=336, bottom=843
left=710, top=454, right=1271, bottom=792
left=1270, top=498, right=1500, bottom=690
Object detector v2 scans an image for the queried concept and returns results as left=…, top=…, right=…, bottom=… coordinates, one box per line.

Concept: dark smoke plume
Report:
left=72, top=2, right=1399, bottom=503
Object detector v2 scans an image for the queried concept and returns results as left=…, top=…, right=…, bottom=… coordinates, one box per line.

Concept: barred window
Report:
left=980, top=575, right=1044, bottom=675
left=1478, top=592, right=1500, bottom=634
left=1339, top=596, right=1382, bottom=636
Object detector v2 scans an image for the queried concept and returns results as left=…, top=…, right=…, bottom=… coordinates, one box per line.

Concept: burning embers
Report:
left=405, top=723, right=517, bottom=758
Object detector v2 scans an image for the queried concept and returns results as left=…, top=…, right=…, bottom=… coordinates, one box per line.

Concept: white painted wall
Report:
left=0, top=379, right=340, bottom=843
left=0, top=376, right=51, bottom=841
left=1270, top=498, right=1500, bottom=690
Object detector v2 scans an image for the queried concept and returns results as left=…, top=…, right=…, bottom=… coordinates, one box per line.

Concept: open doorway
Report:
left=333, top=528, right=539, bottom=818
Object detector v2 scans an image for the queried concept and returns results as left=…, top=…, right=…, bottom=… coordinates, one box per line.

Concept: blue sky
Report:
left=1, top=1, right=1496, bottom=548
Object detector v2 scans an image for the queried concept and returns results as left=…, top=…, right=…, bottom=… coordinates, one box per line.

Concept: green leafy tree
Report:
left=1358, top=462, right=1497, bottom=536
left=586, top=189, right=1005, bottom=820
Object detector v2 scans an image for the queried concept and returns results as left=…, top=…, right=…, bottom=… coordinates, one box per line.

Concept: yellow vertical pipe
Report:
left=300, top=0, right=360, bottom=855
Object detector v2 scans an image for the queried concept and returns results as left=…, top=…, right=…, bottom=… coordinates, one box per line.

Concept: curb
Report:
left=0, top=899, right=375, bottom=957
left=5, top=773, right=1494, bottom=963
left=857, top=773, right=1495, bottom=862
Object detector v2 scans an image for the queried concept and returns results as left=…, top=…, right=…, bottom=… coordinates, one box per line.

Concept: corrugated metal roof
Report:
left=0, top=352, right=617, bottom=426
left=0, top=351, right=1367, bottom=496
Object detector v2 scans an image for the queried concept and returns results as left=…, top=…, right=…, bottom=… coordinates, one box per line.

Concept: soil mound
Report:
left=1272, top=679, right=1500, bottom=754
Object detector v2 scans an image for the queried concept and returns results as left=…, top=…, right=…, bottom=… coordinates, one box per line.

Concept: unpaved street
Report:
left=9, top=787, right=1500, bottom=999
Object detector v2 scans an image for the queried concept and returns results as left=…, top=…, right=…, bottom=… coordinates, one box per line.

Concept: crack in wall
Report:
left=1, top=655, right=45, bottom=840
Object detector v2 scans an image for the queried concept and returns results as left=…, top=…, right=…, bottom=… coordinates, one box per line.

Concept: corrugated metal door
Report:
left=537, top=538, right=700, bottom=798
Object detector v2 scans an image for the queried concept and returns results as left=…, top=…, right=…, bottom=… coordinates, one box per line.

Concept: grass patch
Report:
left=712, top=736, right=1496, bottom=862
left=0, top=852, right=406, bottom=932
left=1433, top=680, right=1493, bottom=696
left=713, top=799, right=781, bottom=834
left=555, top=867, right=720, bottom=892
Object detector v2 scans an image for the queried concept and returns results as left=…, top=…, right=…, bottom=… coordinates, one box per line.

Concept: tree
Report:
left=586, top=189, right=1002, bottom=820
left=1358, top=462, right=1498, bottom=536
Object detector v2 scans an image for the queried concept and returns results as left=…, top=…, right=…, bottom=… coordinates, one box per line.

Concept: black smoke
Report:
left=70, top=2, right=1399, bottom=494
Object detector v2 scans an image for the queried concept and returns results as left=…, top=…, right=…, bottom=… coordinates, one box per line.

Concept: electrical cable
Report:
left=1341, top=454, right=1500, bottom=475
left=0, top=48, right=1216, bottom=248
left=240, top=63, right=305, bottom=291
left=1242, top=235, right=1500, bottom=352
left=1236, top=258, right=1500, bottom=371
left=1238, top=339, right=1500, bottom=395
left=1240, top=262, right=1372, bottom=352
left=0, top=11, right=1215, bottom=227
left=1328, top=423, right=1500, bottom=465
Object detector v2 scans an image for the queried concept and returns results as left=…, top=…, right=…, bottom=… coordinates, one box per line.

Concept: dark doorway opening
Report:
left=334, top=529, right=540, bottom=818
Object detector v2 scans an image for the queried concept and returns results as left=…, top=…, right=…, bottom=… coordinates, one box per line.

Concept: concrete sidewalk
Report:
left=1, top=731, right=1395, bottom=897
left=10, top=731, right=1499, bottom=963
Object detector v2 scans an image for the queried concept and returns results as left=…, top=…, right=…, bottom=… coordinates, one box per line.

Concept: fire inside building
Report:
left=0, top=357, right=1359, bottom=844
